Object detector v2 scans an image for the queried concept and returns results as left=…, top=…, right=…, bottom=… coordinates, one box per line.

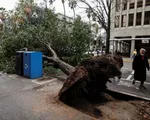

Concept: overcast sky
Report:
left=0, top=0, right=88, bottom=20
left=0, top=0, right=16, bottom=10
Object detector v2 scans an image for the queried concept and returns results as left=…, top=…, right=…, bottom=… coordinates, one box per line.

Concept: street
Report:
left=121, top=61, right=150, bottom=82
left=107, top=60, right=150, bottom=101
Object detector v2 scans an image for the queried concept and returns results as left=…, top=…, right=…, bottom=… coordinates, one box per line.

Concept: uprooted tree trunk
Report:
left=32, top=28, right=75, bottom=75
left=43, top=43, right=75, bottom=75
left=43, top=55, right=75, bottom=75
left=44, top=44, right=123, bottom=118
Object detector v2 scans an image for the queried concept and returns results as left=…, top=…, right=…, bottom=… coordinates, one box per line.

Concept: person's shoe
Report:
left=132, top=80, right=135, bottom=85
left=139, top=85, right=146, bottom=90
left=142, top=85, right=146, bottom=89
left=139, top=85, right=143, bottom=89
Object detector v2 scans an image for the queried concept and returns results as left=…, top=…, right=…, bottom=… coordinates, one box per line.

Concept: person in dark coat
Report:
left=132, top=48, right=149, bottom=89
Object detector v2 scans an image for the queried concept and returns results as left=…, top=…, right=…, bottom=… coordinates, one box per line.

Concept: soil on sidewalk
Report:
left=34, top=77, right=150, bottom=120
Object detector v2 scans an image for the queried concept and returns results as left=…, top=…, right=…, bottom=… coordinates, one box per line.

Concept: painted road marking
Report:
left=126, top=75, right=132, bottom=80
left=126, top=70, right=134, bottom=80
left=121, top=67, right=128, bottom=70
left=118, top=80, right=133, bottom=87
left=108, top=89, right=150, bottom=101
left=131, top=71, right=134, bottom=75
left=123, top=70, right=150, bottom=85
left=121, top=78, right=150, bottom=85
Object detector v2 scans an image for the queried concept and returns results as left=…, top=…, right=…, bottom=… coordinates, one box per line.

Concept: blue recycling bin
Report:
left=23, top=51, right=43, bottom=79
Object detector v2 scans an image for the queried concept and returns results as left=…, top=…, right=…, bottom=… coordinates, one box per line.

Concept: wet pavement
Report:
left=107, top=61, right=150, bottom=101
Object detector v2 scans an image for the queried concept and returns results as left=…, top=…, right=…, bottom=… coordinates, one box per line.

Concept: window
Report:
left=128, top=14, right=134, bottom=26
left=115, top=16, right=120, bottom=28
left=121, top=15, right=126, bottom=27
left=137, top=0, right=143, bottom=8
left=116, top=0, right=121, bottom=12
left=122, top=0, right=127, bottom=10
left=144, top=11, right=150, bottom=25
left=130, top=2, right=135, bottom=9
left=145, top=0, right=150, bottom=6
left=136, top=12, right=142, bottom=26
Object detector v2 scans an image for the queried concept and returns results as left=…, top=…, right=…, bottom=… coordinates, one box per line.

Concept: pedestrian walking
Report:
left=132, top=48, right=149, bottom=89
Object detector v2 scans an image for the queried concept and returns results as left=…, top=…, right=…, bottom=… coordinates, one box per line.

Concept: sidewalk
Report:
left=123, top=57, right=150, bottom=63
left=107, top=78, right=150, bottom=101
left=0, top=72, right=94, bottom=120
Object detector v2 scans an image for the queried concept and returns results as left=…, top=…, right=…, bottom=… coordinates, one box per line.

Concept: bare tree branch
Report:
left=97, top=0, right=108, bottom=16
left=77, top=0, right=117, bottom=53
left=79, top=0, right=107, bottom=30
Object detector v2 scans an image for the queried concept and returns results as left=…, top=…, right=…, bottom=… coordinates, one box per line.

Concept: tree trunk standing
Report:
left=101, top=46, right=103, bottom=55
left=106, top=28, right=110, bottom=54
left=62, top=2, right=66, bottom=19
left=105, top=8, right=111, bottom=54
left=73, top=8, right=76, bottom=20
left=88, top=18, right=92, bottom=54
left=62, top=0, right=66, bottom=27
left=44, top=0, right=48, bottom=9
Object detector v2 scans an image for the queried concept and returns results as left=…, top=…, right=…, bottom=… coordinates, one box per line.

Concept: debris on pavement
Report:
left=130, top=101, right=150, bottom=120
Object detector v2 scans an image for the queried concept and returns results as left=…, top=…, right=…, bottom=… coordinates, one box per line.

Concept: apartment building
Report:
left=110, top=0, right=150, bottom=57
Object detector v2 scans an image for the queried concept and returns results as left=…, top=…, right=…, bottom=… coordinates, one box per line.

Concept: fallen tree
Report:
left=44, top=44, right=123, bottom=118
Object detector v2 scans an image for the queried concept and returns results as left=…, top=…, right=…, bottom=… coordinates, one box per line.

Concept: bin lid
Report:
left=23, top=51, right=36, bottom=53
left=16, top=51, right=25, bottom=53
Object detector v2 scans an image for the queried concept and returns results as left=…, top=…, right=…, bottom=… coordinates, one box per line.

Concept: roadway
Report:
left=107, top=61, right=150, bottom=101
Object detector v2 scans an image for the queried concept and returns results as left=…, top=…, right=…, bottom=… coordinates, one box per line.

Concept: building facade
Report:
left=110, top=0, right=150, bottom=57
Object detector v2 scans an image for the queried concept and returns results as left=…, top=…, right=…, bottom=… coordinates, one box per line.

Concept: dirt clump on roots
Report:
left=58, top=55, right=123, bottom=118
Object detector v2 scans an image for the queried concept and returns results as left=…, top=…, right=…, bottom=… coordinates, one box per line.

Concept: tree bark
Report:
left=62, top=0, right=66, bottom=27
left=105, top=8, right=111, bottom=54
left=46, top=44, right=58, bottom=59
left=73, top=8, right=76, bottom=19
left=106, top=28, right=110, bottom=54
left=43, top=44, right=75, bottom=75
left=43, top=55, right=75, bottom=75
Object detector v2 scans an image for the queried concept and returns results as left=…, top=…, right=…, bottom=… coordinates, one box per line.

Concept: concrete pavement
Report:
left=107, top=61, right=150, bottom=101
left=0, top=72, right=93, bottom=120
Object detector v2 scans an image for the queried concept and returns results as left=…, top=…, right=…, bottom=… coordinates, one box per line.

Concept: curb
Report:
left=107, top=88, right=150, bottom=101
left=123, top=60, right=132, bottom=63
left=123, top=60, right=150, bottom=63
